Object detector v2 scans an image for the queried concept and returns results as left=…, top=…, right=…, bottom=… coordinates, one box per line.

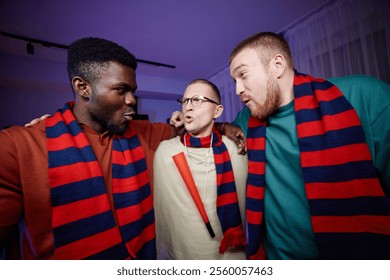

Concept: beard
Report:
left=89, top=91, right=129, bottom=135
left=250, top=74, right=282, bottom=122
left=90, top=110, right=129, bottom=135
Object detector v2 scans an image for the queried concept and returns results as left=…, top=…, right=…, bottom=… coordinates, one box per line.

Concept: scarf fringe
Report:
left=219, top=225, right=246, bottom=254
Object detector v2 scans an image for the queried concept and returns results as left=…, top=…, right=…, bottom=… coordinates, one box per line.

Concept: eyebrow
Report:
left=231, top=64, right=247, bottom=75
left=115, top=82, right=138, bottom=92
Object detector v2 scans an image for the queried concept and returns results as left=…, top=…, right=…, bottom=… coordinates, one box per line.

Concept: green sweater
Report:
left=233, top=75, right=390, bottom=259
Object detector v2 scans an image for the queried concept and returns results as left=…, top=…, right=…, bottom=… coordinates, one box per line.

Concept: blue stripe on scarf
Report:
left=298, top=126, right=366, bottom=152
left=294, top=80, right=334, bottom=98
left=310, top=197, right=390, bottom=216
left=302, top=160, right=378, bottom=182
left=247, top=149, right=265, bottom=161
left=217, top=182, right=237, bottom=195
left=112, top=159, right=147, bottom=178
left=246, top=197, right=264, bottom=212
left=113, top=135, right=143, bottom=151
left=247, top=127, right=264, bottom=138
left=53, top=211, right=116, bottom=248
left=46, top=120, right=82, bottom=138
left=136, top=239, right=157, bottom=260
left=188, top=137, right=203, bottom=146
left=120, top=209, right=155, bottom=241
left=113, top=184, right=151, bottom=209
left=247, top=224, right=262, bottom=256
left=215, top=162, right=233, bottom=173
left=295, top=97, right=354, bottom=123
left=85, top=243, right=129, bottom=260
left=48, top=146, right=97, bottom=168
left=51, top=177, right=106, bottom=206
left=247, top=173, right=265, bottom=188
left=217, top=204, right=243, bottom=231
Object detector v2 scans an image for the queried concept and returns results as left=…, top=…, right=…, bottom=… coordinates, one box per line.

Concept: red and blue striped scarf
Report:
left=180, top=130, right=246, bottom=253
left=46, top=102, right=156, bottom=259
left=246, top=72, right=390, bottom=259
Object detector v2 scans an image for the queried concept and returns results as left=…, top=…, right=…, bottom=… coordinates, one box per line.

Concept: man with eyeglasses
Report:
left=153, top=79, right=248, bottom=259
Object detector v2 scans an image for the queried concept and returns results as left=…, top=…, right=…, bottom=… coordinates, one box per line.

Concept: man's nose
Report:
left=125, top=92, right=136, bottom=106
left=236, top=81, right=245, bottom=96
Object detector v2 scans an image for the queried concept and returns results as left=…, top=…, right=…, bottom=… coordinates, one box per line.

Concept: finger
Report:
left=40, top=114, right=51, bottom=121
left=175, top=120, right=184, bottom=128
left=25, top=118, right=39, bottom=127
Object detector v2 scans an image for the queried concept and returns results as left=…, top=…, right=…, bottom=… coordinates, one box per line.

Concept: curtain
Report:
left=209, top=0, right=390, bottom=122
left=283, top=0, right=390, bottom=83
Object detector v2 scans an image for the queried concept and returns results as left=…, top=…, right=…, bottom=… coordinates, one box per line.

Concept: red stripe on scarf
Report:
left=52, top=194, right=111, bottom=227
left=47, top=133, right=90, bottom=151
left=116, top=194, right=153, bottom=225
left=297, top=109, right=362, bottom=137
left=246, top=137, right=266, bottom=150
left=246, top=210, right=263, bottom=225
left=112, top=170, right=149, bottom=193
left=200, top=135, right=211, bottom=147
left=305, top=178, right=384, bottom=199
left=248, top=161, right=265, bottom=175
left=294, top=75, right=325, bottom=85
left=248, top=117, right=266, bottom=127
left=54, top=227, right=123, bottom=259
left=50, top=161, right=103, bottom=187
left=294, top=88, right=343, bottom=110
left=312, top=216, right=390, bottom=234
left=217, top=193, right=240, bottom=207
left=301, top=143, right=373, bottom=167
left=112, top=145, right=146, bottom=164
left=45, top=109, right=76, bottom=127
left=213, top=149, right=231, bottom=164
left=216, top=170, right=235, bottom=185
left=247, top=185, right=265, bottom=199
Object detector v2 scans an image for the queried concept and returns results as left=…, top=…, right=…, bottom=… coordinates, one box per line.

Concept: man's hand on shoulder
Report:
left=25, top=114, right=51, bottom=127
left=218, top=122, right=246, bottom=155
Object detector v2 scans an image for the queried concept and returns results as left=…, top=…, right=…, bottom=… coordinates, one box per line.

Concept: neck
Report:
left=186, top=124, right=214, bottom=138
left=73, top=102, right=104, bottom=134
left=279, top=68, right=295, bottom=107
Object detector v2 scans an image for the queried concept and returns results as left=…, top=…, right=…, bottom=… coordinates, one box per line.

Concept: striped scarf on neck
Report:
left=180, top=130, right=246, bottom=253
left=46, top=102, right=156, bottom=259
left=246, top=71, right=390, bottom=259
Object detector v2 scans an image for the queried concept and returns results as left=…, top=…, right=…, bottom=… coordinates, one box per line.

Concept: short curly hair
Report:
left=67, top=37, right=137, bottom=84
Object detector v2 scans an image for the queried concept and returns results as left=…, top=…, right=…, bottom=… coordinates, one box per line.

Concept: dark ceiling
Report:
left=0, top=0, right=329, bottom=82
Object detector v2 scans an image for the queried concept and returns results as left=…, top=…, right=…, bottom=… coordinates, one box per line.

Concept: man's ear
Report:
left=214, top=104, right=224, bottom=119
left=72, top=77, right=91, bottom=99
left=272, top=54, right=286, bottom=78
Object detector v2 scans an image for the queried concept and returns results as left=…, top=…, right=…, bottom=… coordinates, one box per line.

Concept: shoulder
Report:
left=155, top=136, right=181, bottom=154
left=131, top=120, right=173, bottom=149
left=0, top=123, right=46, bottom=157
left=1, top=122, right=45, bottom=141
left=221, top=136, right=248, bottom=174
left=329, top=75, right=390, bottom=122
left=329, top=75, right=390, bottom=101
left=222, top=135, right=241, bottom=155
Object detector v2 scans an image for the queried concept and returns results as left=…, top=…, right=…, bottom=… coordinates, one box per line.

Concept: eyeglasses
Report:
left=177, top=95, right=219, bottom=107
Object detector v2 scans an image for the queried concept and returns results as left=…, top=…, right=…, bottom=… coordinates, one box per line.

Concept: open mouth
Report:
left=184, top=115, right=193, bottom=123
left=123, top=111, right=135, bottom=121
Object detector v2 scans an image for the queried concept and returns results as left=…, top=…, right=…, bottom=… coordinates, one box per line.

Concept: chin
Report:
left=108, top=121, right=129, bottom=135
